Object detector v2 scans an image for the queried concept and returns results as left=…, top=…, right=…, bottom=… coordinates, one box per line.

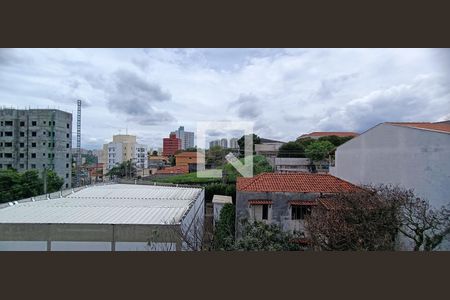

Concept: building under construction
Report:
left=0, top=108, right=73, bottom=188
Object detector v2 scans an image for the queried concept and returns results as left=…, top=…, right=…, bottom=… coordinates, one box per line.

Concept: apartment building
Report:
left=0, top=108, right=73, bottom=188
left=102, top=134, right=148, bottom=173
left=163, top=132, right=181, bottom=156
left=229, top=138, right=239, bottom=149
left=174, top=126, right=195, bottom=150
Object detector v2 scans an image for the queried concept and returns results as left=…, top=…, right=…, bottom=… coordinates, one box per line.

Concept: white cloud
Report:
left=0, top=48, right=448, bottom=149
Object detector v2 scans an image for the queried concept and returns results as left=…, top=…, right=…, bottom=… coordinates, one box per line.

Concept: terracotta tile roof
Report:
left=237, top=173, right=360, bottom=193
left=300, top=132, right=359, bottom=138
left=387, top=121, right=450, bottom=134
left=288, top=200, right=318, bottom=206
left=156, top=165, right=189, bottom=174
left=248, top=200, right=273, bottom=205
left=318, top=198, right=345, bottom=210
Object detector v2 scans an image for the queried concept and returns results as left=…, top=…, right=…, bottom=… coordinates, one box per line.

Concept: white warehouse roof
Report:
left=0, top=184, right=203, bottom=225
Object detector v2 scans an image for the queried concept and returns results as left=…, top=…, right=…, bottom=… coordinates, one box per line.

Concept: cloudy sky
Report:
left=0, top=48, right=449, bottom=150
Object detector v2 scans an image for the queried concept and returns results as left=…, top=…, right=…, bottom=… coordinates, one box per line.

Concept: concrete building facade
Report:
left=175, top=126, right=195, bottom=150
left=102, top=135, right=148, bottom=174
left=235, top=173, right=360, bottom=237
left=330, top=122, right=450, bottom=209
left=163, top=133, right=181, bottom=156
left=0, top=108, right=73, bottom=188
left=0, top=184, right=205, bottom=251
left=229, top=138, right=239, bottom=149
left=275, top=157, right=311, bottom=173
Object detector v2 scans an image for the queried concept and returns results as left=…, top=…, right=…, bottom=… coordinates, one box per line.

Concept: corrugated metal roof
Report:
left=0, top=184, right=202, bottom=225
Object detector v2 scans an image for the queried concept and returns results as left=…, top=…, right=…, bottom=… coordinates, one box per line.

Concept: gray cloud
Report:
left=318, top=74, right=450, bottom=132
left=107, top=70, right=174, bottom=125
left=230, top=94, right=262, bottom=119
left=315, top=73, right=359, bottom=100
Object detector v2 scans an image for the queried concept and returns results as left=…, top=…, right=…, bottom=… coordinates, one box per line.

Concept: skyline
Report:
left=1, top=48, right=449, bottom=150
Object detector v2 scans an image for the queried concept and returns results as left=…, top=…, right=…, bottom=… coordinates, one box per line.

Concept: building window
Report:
left=7, top=164, right=12, bottom=169
left=65, top=183, right=69, bottom=188
left=43, top=131, right=46, bottom=135
left=20, top=132, right=25, bottom=137
left=5, top=142, right=12, bottom=147
left=67, top=123, right=70, bottom=129
left=31, top=142, right=36, bottom=147
left=31, top=131, right=37, bottom=137
left=43, top=121, right=46, bottom=125
left=66, top=173, right=69, bottom=178
left=0, top=153, right=2, bottom=158
left=66, top=153, right=69, bottom=158
left=19, top=164, right=24, bottom=169
left=66, top=133, right=70, bottom=138
left=31, top=164, right=36, bottom=169
left=43, top=142, right=46, bottom=146
left=19, top=153, right=24, bottom=158
left=20, top=143, right=24, bottom=147
left=31, top=121, right=37, bottom=126
left=5, top=131, right=13, bottom=137
left=5, top=121, right=13, bottom=126
left=66, top=163, right=69, bottom=168
left=43, top=164, right=46, bottom=168
left=291, top=205, right=312, bottom=220
left=0, top=132, right=3, bottom=137
left=31, top=153, right=36, bottom=158
left=262, top=204, right=269, bottom=220
left=43, top=153, right=46, bottom=157
left=20, top=121, right=25, bottom=126
left=66, top=143, right=69, bottom=148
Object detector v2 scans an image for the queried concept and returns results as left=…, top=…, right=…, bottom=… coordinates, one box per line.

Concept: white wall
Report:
left=332, top=124, right=450, bottom=208
left=180, top=191, right=205, bottom=250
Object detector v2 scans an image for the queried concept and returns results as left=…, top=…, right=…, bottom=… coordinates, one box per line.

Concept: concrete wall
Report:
left=235, top=191, right=320, bottom=237
left=0, top=223, right=183, bottom=251
left=331, top=124, right=450, bottom=209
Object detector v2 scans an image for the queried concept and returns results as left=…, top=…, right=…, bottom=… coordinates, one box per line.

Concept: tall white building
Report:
left=229, top=138, right=239, bottom=149
left=175, top=126, right=195, bottom=149
left=220, top=138, right=228, bottom=148
left=102, top=135, right=148, bottom=173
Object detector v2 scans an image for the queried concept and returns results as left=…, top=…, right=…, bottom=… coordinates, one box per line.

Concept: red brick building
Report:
left=163, top=133, right=181, bottom=156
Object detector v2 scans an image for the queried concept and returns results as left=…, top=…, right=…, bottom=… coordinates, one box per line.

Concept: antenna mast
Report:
left=76, top=100, right=82, bottom=187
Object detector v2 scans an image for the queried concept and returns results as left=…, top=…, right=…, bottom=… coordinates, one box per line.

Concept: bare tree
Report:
left=306, top=187, right=402, bottom=251
left=306, top=185, right=450, bottom=251
left=398, top=193, right=450, bottom=251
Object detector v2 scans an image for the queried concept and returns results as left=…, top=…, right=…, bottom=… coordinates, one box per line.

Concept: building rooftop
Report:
left=237, top=173, right=360, bottom=193
left=299, top=132, right=359, bottom=138
left=259, top=138, right=285, bottom=144
left=212, top=195, right=233, bottom=204
left=0, top=184, right=202, bottom=225
left=156, top=165, right=189, bottom=174
left=387, top=121, right=450, bottom=134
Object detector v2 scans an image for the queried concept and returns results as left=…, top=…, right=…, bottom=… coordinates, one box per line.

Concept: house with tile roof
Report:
left=235, top=172, right=360, bottom=237
left=330, top=120, right=450, bottom=210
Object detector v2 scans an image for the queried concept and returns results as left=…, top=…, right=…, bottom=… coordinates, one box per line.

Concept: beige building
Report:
left=101, top=134, right=148, bottom=175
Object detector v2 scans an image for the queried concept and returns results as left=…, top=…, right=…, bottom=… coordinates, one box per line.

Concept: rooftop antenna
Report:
left=76, top=100, right=82, bottom=187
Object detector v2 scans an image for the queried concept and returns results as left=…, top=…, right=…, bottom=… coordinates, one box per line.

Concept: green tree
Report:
left=233, top=221, right=305, bottom=251
left=213, top=203, right=236, bottom=250
left=317, top=135, right=354, bottom=147
left=106, top=160, right=137, bottom=178
left=206, top=145, right=226, bottom=167
left=222, top=155, right=272, bottom=183
left=237, top=134, right=261, bottom=156
left=151, top=150, right=158, bottom=156
left=44, top=170, right=64, bottom=192
left=305, top=140, right=335, bottom=162
left=205, top=183, right=236, bottom=202
left=277, top=141, right=305, bottom=158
